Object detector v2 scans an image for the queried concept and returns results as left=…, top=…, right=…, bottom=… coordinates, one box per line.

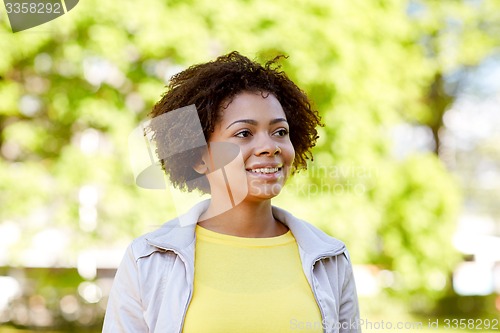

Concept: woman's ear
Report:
left=193, top=158, right=209, bottom=175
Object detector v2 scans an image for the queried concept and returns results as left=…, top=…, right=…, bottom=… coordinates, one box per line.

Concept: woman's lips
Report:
left=245, top=167, right=283, bottom=181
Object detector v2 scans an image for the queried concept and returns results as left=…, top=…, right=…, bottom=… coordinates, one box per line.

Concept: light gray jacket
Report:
left=103, top=200, right=360, bottom=333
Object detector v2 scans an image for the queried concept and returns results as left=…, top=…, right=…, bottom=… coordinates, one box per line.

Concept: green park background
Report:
left=1, top=0, right=499, bottom=331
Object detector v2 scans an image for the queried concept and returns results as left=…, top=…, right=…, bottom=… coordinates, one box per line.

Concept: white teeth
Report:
left=250, top=167, right=280, bottom=174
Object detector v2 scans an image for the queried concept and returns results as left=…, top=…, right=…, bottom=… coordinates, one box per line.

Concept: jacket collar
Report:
left=272, top=205, right=346, bottom=257
left=146, top=199, right=346, bottom=258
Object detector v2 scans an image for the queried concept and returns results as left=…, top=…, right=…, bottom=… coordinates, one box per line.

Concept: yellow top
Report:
left=182, top=225, right=323, bottom=333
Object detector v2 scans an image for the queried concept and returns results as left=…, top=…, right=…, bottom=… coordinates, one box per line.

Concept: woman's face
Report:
left=204, top=91, right=295, bottom=202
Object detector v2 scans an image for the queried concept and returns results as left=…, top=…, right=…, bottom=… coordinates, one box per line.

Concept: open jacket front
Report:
left=103, top=200, right=361, bottom=333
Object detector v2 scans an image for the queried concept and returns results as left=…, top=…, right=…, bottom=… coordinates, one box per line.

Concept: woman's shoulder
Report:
left=125, top=217, right=197, bottom=262
left=124, top=200, right=210, bottom=260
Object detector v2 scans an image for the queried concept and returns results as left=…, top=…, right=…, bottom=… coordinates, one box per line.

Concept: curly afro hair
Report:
left=148, top=51, right=322, bottom=193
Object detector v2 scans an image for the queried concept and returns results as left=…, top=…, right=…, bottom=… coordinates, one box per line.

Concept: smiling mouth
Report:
left=246, top=167, right=282, bottom=174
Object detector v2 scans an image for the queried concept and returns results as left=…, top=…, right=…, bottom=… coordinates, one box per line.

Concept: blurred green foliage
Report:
left=1, top=0, right=499, bottom=323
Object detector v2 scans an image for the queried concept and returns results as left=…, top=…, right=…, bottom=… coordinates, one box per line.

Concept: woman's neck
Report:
left=198, top=199, right=288, bottom=238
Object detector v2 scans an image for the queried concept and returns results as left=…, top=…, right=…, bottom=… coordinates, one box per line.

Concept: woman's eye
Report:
left=235, top=130, right=252, bottom=138
left=274, top=128, right=289, bottom=137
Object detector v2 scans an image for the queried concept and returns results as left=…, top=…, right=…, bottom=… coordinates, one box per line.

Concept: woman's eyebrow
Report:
left=226, top=118, right=288, bottom=129
left=269, top=118, right=288, bottom=125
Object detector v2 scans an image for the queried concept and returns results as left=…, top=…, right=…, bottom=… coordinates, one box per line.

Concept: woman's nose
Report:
left=254, top=136, right=280, bottom=156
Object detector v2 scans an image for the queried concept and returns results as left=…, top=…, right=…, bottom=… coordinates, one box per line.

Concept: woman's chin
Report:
left=246, top=183, right=284, bottom=200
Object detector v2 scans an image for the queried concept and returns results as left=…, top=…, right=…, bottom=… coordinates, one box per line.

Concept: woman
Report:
left=103, top=52, right=360, bottom=333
